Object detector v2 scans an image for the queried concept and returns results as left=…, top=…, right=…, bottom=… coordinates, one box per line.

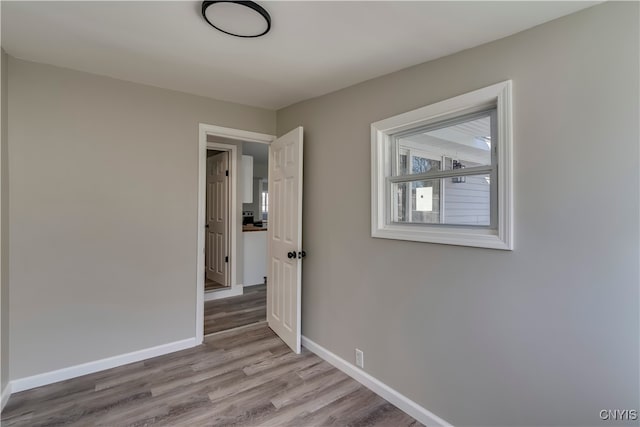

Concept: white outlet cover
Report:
left=355, top=348, right=364, bottom=368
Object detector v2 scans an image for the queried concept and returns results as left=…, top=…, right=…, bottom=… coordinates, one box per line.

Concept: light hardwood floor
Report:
left=1, top=323, right=422, bottom=426
left=204, top=284, right=266, bottom=335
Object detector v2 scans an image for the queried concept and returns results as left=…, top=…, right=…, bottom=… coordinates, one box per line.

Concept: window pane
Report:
left=412, top=156, right=440, bottom=174
left=394, top=112, right=493, bottom=176
left=399, top=151, right=409, bottom=175
left=392, top=174, right=491, bottom=226
left=393, top=180, right=441, bottom=224
left=261, top=191, right=268, bottom=221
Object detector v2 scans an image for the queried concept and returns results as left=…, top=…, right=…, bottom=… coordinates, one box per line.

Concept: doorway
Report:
left=197, top=124, right=304, bottom=353
left=205, top=149, right=229, bottom=292
left=196, top=124, right=275, bottom=342
left=204, top=140, right=270, bottom=336
left=202, top=141, right=240, bottom=304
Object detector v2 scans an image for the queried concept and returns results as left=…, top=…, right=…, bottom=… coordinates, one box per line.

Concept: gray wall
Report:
left=8, top=57, right=275, bottom=380
left=1, top=47, right=9, bottom=393
left=277, top=3, right=639, bottom=426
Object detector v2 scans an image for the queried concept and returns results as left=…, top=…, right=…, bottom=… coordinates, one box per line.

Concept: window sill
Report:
left=372, top=224, right=512, bottom=250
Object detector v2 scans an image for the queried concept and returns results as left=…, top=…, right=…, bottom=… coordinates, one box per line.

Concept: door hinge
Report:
left=225, top=256, right=229, bottom=263
left=225, top=170, right=229, bottom=176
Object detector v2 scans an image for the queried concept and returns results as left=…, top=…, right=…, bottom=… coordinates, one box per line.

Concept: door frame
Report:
left=197, top=123, right=275, bottom=344
left=205, top=149, right=232, bottom=293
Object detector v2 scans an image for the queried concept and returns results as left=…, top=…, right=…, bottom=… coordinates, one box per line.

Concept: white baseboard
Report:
left=243, top=282, right=265, bottom=287
left=1, top=381, right=11, bottom=411
left=11, top=337, right=198, bottom=393
left=301, top=336, right=453, bottom=427
left=205, top=284, right=243, bottom=301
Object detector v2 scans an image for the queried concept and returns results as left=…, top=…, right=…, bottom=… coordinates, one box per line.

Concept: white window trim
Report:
left=371, top=80, right=513, bottom=250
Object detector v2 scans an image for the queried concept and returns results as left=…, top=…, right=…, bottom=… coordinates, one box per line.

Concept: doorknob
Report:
left=298, top=251, right=306, bottom=259
left=287, top=251, right=296, bottom=259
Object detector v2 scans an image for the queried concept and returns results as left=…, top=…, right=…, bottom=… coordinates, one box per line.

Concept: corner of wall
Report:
left=0, top=46, right=11, bottom=404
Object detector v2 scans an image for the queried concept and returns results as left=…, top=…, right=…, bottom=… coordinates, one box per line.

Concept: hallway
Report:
left=204, top=285, right=266, bottom=335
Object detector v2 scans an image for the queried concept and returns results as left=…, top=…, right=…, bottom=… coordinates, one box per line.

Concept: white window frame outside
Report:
left=371, top=80, right=513, bottom=250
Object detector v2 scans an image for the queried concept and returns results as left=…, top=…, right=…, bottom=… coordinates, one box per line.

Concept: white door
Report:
left=206, top=151, right=229, bottom=286
left=267, top=127, right=304, bottom=353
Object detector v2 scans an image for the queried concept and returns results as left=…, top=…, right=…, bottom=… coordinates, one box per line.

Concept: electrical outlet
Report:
left=355, top=348, right=364, bottom=368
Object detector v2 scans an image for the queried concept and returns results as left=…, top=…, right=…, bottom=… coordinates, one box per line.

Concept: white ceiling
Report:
left=2, top=1, right=598, bottom=110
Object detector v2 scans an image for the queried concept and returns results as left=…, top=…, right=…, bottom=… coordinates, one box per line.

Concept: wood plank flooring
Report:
left=204, top=285, right=266, bottom=335
left=205, top=278, right=226, bottom=292
left=1, top=323, right=422, bottom=427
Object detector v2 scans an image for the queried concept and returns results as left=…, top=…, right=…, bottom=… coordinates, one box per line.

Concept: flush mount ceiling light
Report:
left=202, top=1, right=271, bottom=38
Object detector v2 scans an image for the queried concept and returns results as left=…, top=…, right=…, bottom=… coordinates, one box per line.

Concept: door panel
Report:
left=206, top=151, right=229, bottom=286
left=267, top=127, right=303, bottom=353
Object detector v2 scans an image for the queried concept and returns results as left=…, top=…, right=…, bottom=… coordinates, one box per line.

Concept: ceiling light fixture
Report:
left=201, top=1, right=271, bottom=38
